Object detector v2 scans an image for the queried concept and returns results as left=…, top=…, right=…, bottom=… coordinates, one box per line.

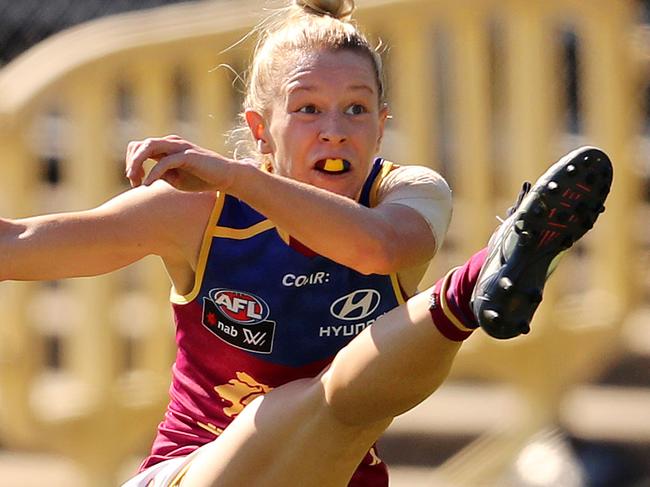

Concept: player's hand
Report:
left=125, top=135, right=244, bottom=192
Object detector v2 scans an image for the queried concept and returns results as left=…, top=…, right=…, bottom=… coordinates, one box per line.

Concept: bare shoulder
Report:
left=96, top=181, right=216, bottom=231
left=95, top=180, right=217, bottom=259
left=103, top=180, right=215, bottom=216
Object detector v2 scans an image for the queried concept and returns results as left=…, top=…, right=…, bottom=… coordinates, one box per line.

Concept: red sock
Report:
left=429, top=248, right=487, bottom=341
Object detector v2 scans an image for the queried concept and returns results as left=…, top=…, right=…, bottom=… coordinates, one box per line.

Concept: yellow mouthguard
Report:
left=324, top=158, right=345, bottom=172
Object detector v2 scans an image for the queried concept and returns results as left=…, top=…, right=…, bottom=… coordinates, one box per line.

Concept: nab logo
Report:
left=210, top=289, right=269, bottom=324
left=330, top=289, right=381, bottom=321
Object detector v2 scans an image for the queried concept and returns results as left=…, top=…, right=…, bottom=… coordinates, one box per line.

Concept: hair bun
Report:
left=295, top=0, right=355, bottom=20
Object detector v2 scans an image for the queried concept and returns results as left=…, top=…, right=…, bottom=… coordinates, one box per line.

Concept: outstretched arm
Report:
left=125, top=136, right=447, bottom=275
left=0, top=181, right=213, bottom=283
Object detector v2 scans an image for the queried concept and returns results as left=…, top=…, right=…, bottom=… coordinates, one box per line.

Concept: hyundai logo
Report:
left=330, top=289, right=381, bottom=321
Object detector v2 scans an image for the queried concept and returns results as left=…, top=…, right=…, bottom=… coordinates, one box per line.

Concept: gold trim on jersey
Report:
left=211, top=219, right=276, bottom=240
left=369, top=160, right=398, bottom=208
left=375, top=161, right=408, bottom=302
left=170, top=192, right=226, bottom=305
left=170, top=193, right=278, bottom=304
left=389, top=272, right=407, bottom=305
left=275, top=226, right=291, bottom=245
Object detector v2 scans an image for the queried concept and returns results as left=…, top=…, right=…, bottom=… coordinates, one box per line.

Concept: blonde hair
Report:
left=230, top=0, right=385, bottom=163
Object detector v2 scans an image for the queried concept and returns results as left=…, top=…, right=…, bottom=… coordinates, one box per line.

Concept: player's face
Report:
left=265, top=49, right=387, bottom=199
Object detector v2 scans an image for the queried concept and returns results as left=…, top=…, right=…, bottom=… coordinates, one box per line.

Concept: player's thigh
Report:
left=180, top=375, right=391, bottom=487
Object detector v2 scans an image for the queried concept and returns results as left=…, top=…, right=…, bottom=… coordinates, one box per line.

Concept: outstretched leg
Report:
left=163, top=147, right=613, bottom=487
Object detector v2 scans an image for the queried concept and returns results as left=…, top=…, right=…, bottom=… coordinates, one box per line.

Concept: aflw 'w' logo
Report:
left=242, top=329, right=267, bottom=346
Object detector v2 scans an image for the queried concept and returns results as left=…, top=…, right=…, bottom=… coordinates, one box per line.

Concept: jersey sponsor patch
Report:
left=319, top=289, right=383, bottom=338
left=211, top=288, right=270, bottom=324
left=330, top=289, right=381, bottom=321
left=202, top=289, right=276, bottom=354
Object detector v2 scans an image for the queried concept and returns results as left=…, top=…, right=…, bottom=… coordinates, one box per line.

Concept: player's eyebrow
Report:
left=287, top=83, right=375, bottom=95
left=348, top=84, right=376, bottom=95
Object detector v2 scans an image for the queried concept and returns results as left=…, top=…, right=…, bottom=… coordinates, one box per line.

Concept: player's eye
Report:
left=345, top=104, right=367, bottom=115
left=298, top=105, right=318, bottom=114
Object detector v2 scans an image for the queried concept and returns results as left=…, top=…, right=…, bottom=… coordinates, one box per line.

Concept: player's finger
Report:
left=142, top=151, right=189, bottom=187
left=125, top=141, right=145, bottom=187
left=127, top=138, right=191, bottom=186
left=125, top=140, right=148, bottom=185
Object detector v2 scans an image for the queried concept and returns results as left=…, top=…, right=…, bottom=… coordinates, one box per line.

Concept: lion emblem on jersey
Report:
left=214, top=372, right=273, bottom=417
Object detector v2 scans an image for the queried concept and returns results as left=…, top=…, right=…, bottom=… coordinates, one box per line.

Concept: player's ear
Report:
left=245, top=110, right=273, bottom=154
left=376, top=104, right=389, bottom=150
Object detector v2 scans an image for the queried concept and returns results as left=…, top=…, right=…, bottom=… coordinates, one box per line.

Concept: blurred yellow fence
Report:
left=0, top=0, right=647, bottom=485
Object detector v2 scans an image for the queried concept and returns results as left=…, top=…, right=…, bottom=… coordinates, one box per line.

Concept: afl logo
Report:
left=210, top=289, right=270, bottom=325
left=330, top=289, right=381, bottom=321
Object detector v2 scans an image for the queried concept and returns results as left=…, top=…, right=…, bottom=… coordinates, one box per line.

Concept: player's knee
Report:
left=317, top=369, right=390, bottom=429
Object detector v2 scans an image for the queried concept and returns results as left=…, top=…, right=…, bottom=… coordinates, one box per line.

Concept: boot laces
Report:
left=496, top=181, right=532, bottom=224
left=507, top=181, right=532, bottom=216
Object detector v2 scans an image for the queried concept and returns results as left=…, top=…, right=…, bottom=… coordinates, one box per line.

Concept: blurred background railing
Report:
left=0, top=0, right=648, bottom=486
